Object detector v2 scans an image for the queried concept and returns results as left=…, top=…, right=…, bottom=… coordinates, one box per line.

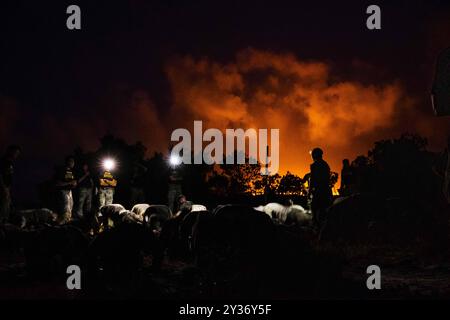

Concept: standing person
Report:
left=436, top=135, right=450, bottom=204
left=444, top=136, right=450, bottom=204
left=130, top=163, right=147, bottom=206
left=0, top=145, right=21, bottom=224
left=74, top=162, right=94, bottom=220
left=167, top=162, right=183, bottom=213
left=55, top=156, right=77, bottom=224
left=308, top=147, right=333, bottom=226
left=98, top=158, right=117, bottom=209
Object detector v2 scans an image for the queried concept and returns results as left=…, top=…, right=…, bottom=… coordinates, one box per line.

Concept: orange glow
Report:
left=163, top=48, right=405, bottom=180
left=16, top=48, right=448, bottom=185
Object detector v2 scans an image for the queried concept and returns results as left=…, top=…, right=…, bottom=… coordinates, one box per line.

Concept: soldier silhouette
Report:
left=308, top=147, right=333, bottom=226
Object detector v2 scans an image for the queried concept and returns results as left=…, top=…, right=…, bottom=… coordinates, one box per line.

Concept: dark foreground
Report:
left=1, top=198, right=450, bottom=300
left=2, top=245, right=450, bottom=300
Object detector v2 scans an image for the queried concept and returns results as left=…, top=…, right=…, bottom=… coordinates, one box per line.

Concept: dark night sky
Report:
left=1, top=0, right=441, bottom=111
left=1, top=0, right=450, bottom=203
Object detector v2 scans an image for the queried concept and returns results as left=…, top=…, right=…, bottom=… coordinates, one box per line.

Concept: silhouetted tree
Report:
left=207, top=170, right=229, bottom=197
left=277, top=171, right=304, bottom=195
left=351, top=155, right=373, bottom=193
left=368, top=133, right=429, bottom=199
left=218, top=152, right=264, bottom=195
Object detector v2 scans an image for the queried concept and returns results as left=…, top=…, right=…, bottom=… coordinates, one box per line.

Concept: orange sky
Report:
left=161, top=48, right=409, bottom=178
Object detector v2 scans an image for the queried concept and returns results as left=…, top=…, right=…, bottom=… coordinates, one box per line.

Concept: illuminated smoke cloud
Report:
left=4, top=48, right=447, bottom=180
left=165, top=48, right=404, bottom=175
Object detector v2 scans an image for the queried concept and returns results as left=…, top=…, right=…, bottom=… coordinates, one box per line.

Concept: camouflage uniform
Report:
left=74, top=168, right=94, bottom=220
left=99, top=187, right=115, bottom=208
left=57, top=190, right=73, bottom=224
left=75, top=187, right=93, bottom=219
left=56, top=167, right=76, bottom=224
left=98, top=171, right=117, bottom=208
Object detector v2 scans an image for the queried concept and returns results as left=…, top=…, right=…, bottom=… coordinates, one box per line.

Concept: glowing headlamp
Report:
left=103, top=158, right=116, bottom=171
left=169, top=154, right=182, bottom=166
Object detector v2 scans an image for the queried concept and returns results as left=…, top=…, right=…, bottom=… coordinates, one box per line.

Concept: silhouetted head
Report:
left=310, top=147, right=323, bottom=161
left=65, top=156, right=75, bottom=169
left=82, top=163, right=89, bottom=173
left=343, top=159, right=350, bottom=167
left=5, top=145, right=21, bottom=161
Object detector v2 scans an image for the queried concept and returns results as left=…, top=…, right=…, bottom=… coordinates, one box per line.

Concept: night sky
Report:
left=1, top=0, right=450, bottom=203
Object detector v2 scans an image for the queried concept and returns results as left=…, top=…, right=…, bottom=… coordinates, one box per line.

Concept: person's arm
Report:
left=106, top=178, right=117, bottom=187
left=100, top=176, right=117, bottom=187
left=54, top=170, right=77, bottom=188
left=431, top=151, right=446, bottom=179
left=55, top=179, right=77, bottom=188
left=77, top=171, right=90, bottom=184
left=301, top=173, right=310, bottom=184
left=432, top=166, right=444, bottom=179
left=135, top=162, right=148, bottom=172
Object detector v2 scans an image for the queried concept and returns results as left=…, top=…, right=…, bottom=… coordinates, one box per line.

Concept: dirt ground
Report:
left=2, top=214, right=450, bottom=300
left=2, top=242, right=450, bottom=300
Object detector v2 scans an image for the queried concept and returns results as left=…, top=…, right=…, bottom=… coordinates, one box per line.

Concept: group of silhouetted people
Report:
left=3, top=141, right=448, bottom=229
left=1, top=145, right=334, bottom=227
left=53, top=156, right=118, bottom=225
left=0, top=144, right=187, bottom=227
left=0, top=144, right=356, bottom=229
left=51, top=155, right=186, bottom=226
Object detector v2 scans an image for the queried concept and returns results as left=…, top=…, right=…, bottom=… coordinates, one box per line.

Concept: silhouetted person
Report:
left=168, top=165, right=183, bottom=212
left=439, top=135, right=450, bottom=204
left=308, top=147, right=332, bottom=226
left=339, top=159, right=355, bottom=196
left=432, top=47, right=450, bottom=116
left=443, top=136, right=450, bottom=204
left=0, top=145, right=21, bottom=224
left=54, top=156, right=77, bottom=224
left=130, top=163, right=147, bottom=206
left=75, top=163, right=94, bottom=220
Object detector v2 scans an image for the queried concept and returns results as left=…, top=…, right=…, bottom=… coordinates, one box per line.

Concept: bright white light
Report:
left=169, top=155, right=182, bottom=166
left=103, top=158, right=116, bottom=171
